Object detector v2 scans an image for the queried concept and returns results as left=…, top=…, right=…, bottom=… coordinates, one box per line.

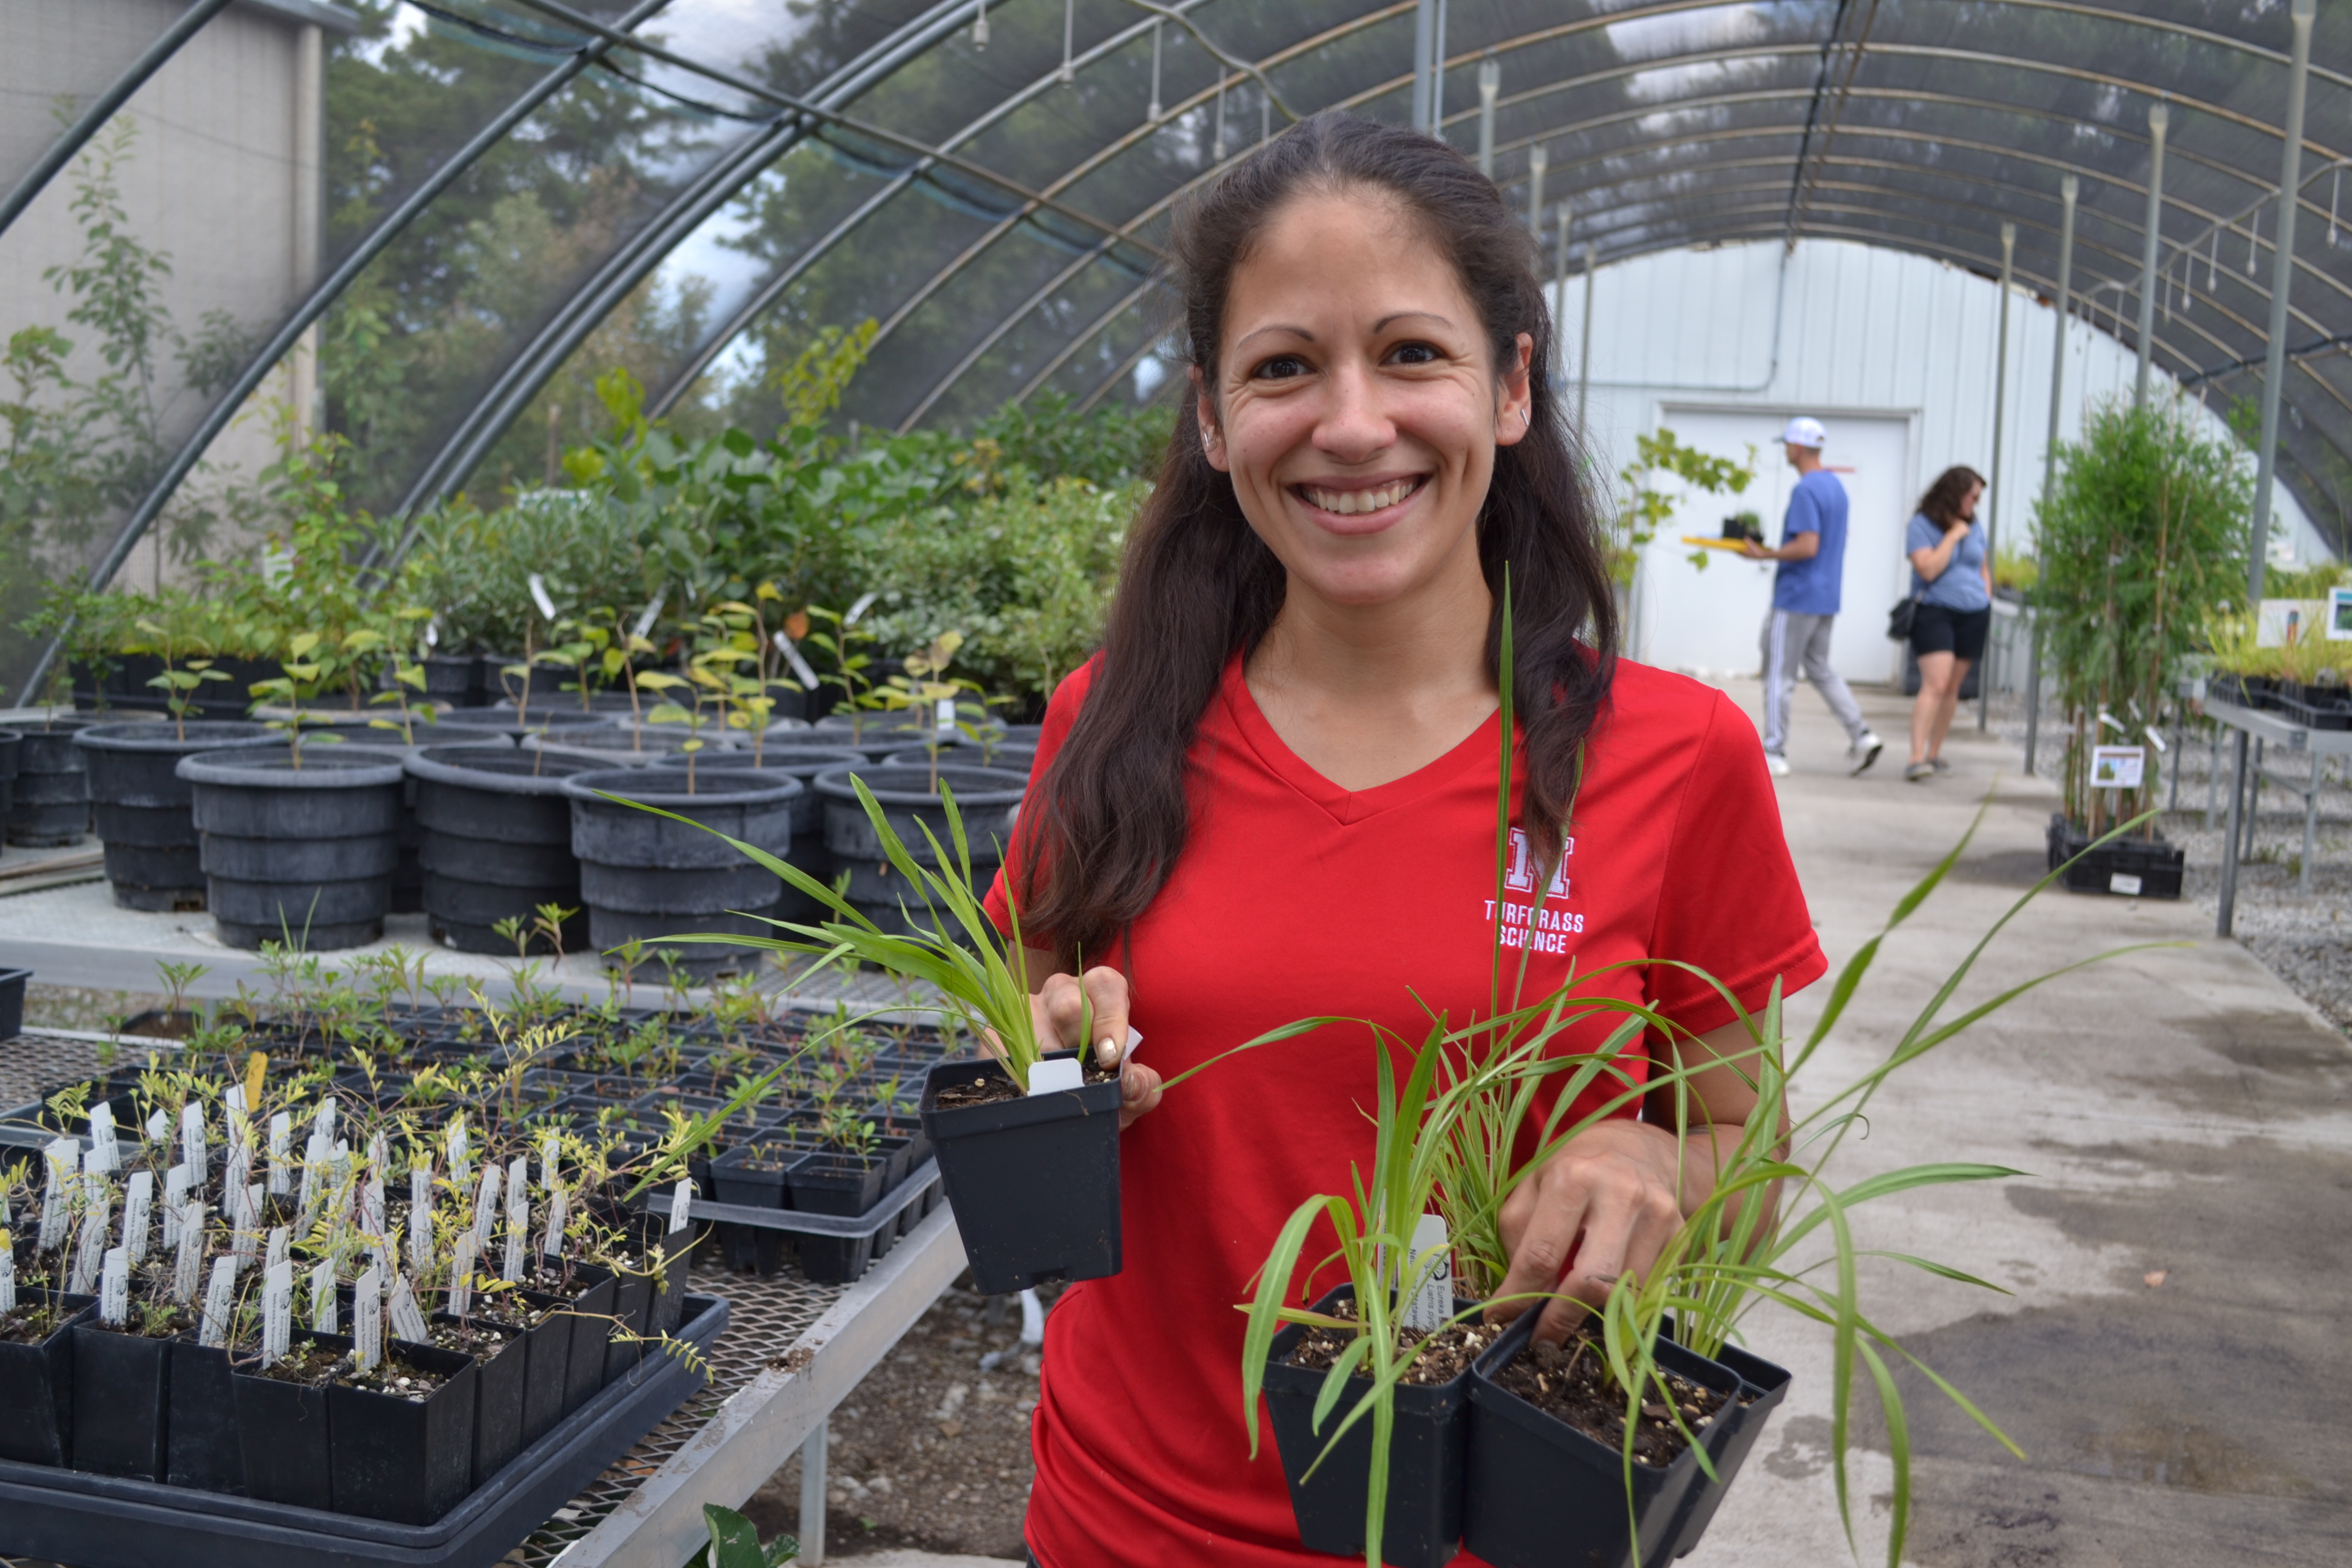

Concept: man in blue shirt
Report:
left=1741, top=417, right=1883, bottom=776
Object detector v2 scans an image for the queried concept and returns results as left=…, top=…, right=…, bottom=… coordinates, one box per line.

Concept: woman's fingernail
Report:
left=1097, top=1036, right=1119, bottom=1064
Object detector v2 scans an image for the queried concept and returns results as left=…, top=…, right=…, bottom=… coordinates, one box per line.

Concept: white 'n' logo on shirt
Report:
left=1503, top=828, right=1572, bottom=898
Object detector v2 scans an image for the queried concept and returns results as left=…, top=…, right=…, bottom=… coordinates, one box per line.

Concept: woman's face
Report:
left=1962, top=482, right=1984, bottom=522
left=1196, top=189, right=1532, bottom=612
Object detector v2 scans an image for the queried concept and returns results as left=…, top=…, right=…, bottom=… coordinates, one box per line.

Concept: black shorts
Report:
left=1909, top=602, right=1991, bottom=662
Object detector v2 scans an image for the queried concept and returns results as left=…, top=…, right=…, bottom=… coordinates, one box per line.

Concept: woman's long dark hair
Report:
left=1013, top=112, right=1619, bottom=965
left=1920, top=465, right=1987, bottom=532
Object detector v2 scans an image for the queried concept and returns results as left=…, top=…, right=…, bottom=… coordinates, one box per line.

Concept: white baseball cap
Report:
left=1781, top=416, right=1827, bottom=449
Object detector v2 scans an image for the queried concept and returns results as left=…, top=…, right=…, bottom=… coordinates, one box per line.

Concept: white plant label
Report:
left=472, top=1162, right=502, bottom=1250
left=542, top=1186, right=568, bottom=1258
left=360, top=1177, right=384, bottom=1237
left=447, top=1116, right=470, bottom=1191
left=1400, top=1213, right=1454, bottom=1335
left=225, top=1084, right=249, bottom=1155
left=180, top=1104, right=207, bottom=1191
left=315, top=1099, right=337, bottom=1145
left=38, top=1139, right=74, bottom=1252
left=144, top=1108, right=169, bottom=1144
left=632, top=591, right=664, bottom=641
left=0, top=1241, right=13, bottom=1313
left=502, top=1158, right=529, bottom=1282
left=367, top=1132, right=388, bottom=1178
left=447, top=1233, right=477, bottom=1317
left=163, top=1163, right=190, bottom=1250
left=173, top=1200, right=207, bottom=1304
left=528, top=571, right=557, bottom=621
left=772, top=629, right=819, bottom=690
left=101, top=1246, right=130, bottom=1326
left=198, top=1255, right=238, bottom=1348
left=310, top=1261, right=337, bottom=1334
left=331, top=1148, right=354, bottom=1225
left=68, top=1199, right=111, bottom=1294
left=1026, top=1058, right=1084, bottom=1095
left=266, top=1224, right=289, bottom=1276
left=226, top=1148, right=253, bottom=1231
left=297, top=1133, right=325, bottom=1218
left=668, top=1177, right=693, bottom=1235
left=388, top=1274, right=430, bottom=1343
left=410, top=1168, right=433, bottom=1275
left=88, top=1102, right=120, bottom=1174
left=124, top=1170, right=154, bottom=1263
left=267, top=1113, right=292, bottom=1195
left=239, top=1183, right=265, bottom=1260
left=353, top=1265, right=383, bottom=1373
left=261, top=1260, right=293, bottom=1368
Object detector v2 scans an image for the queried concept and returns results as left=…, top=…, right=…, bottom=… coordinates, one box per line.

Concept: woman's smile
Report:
left=1289, top=472, right=1430, bottom=530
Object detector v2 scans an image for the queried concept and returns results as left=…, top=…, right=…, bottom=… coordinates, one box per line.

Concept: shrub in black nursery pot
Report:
left=1462, top=1311, right=1742, bottom=1568
left=1262, top=1284, right=1482, bottom=1568
left=70, top=1317, right=177, bottom=1480
left=0, top=1288, right=96, bottom=1466
left=75, top=720, right=273, bottom=910
left=326, top=1338, right=479, bottom=1525
left=563, top=768, right=800, bottom=979
left=5, top=715, right=114, bottom=846
left=179, top=746, right=409, bottom=949
left=652, top=746, right=863, bottom=925
left=231, top=1330, right=345, bottom=1509
left=815, top=763, right=1026, bottom=935
left=408, top=744, right=592, bottom=953
left=920, top=1049, right=1122, bottom=1295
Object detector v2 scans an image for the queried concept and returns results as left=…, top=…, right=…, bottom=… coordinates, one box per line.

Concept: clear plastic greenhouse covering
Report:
left=7, top=0, right=2352, bottom=644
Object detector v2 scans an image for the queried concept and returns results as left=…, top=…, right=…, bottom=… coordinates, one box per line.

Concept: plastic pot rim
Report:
left=407, top=745, right=594, bottom=795
left=72, top=720, right=276, bottom=754
left=560, top=766, right=804, bottom=810
left=812, top=762, right=1027, bottom=808
left=175, top=745, right=409, bottom=788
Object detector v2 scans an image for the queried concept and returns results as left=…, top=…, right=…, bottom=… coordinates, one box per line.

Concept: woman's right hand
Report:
left=1030, top=966, right=1162, bottom=1128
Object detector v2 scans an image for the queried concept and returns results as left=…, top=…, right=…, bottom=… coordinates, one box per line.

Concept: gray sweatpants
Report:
left=1760, top=608, right=1868, bottom=756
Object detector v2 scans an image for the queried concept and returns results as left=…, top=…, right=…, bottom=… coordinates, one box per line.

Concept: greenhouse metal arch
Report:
left=9, top=0, right=2352, bottom=701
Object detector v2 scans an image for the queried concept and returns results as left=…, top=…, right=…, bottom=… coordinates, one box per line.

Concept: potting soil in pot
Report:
left=815, top=762, right=1026, bottom=935
left=74, top=720, right=274, bottom=911
left=178, top=744, right=409, bottom=949
left=562, top=767, right=801, bottom=979
left=408, top=744, right=593, bottom=953
left=1488, top=1334, right=1727, bottom=1467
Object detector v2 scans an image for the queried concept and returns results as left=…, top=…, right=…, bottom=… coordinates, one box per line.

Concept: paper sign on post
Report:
left=2090, top=745, right=2146, bottom=789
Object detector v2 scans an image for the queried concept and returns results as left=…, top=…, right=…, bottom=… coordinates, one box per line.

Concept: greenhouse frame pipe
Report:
left=1411, top=0, right=1435, bottom=132
left=0, top=0, right=234, bottom=242
left=1477, top=54, right=1500, bottom=177
left=1011, top=276, right=1159, bottom=407
left=2246, top=0, right=2317, bottom=609
left=18, top=0, right=672, bottom=705
left=2026, top=174, right=2078, bottom=780
left=1982, top=220, right=2014, bottom=733
left=1578, top=241, right=1596, bottom=434
left=895, top=232, right=1127, bottom=430
left=2134, top=102, right=2168, bottom=408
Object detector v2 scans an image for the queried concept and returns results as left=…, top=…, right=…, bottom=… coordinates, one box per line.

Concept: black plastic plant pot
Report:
left=429, top=1313, right=529, bottom=1488
left=649, top=1225, right=697, bottom=1334
left=166, top=1335, right=247, bottom=1492
left=409, top=744, right=593, bottom=953
left=75, top=720, right=274, bottom=910
left=919, top=1051, right=1122, bottom=1295
left=0, top=1288, right=96, bottom=1465
left=433, top=705, right=615, bottom=743
left=5, top=715, right=112, bottom=846
left=887, top=742, right=1037, bottom=777
left=501, top=1292, right=573, bottom=1447
left=1462, top=1313, right=1743, bottom=1568
left=710, top=1138, right=798, bottom=1209
left=562, top=768, right=801, bottom=979
left=2045, top=813, right=2186, bottom=900
left=232, top=1329, right=347, bottom=1509
left=603, top=1267, right=654, bottom=1385
left=425, top=653, right=486, bottom=707
left=1661, top=1338, right=1791, bottom=1559
left=179, top=745, right=409, bottom=950
left=817, top=762, right=1027, bottom=934
left=0, top=728, right=18, bottom=840
left=653, top=746, right=863, bottom=924
left=537, top=1259, right=621, bottom=1417
left=1263, top=1284, right=1478, bottom=1568
left=0, top=964, right=28, bottom=1042
left=524, top=726, right=737, bottom=768
left=69, top=1321, right=173, bottom=1479
left=326, top=1338, right=480, bottom=1525
left=790, top=1150, right=891, bottom=1284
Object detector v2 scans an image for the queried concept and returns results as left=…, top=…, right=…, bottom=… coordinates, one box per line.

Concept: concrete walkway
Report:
left=1689, top=677, right=2351, bottom=1567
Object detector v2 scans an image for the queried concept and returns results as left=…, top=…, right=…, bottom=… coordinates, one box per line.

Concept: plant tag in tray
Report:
left=226, top=1083, right=249, bottom=1157
left=668, top=1177, right=694, bottom=1234
left=360, top=1176, right=384, bottom=1236
left=540, top=1131, right=560, bottom=1193
left=311, top=1260, right=337, bottom=1334
left=447, top=1115, right=470, bottom=1192
left=267, top=1113, right=291, bottom=1195
left=503, top=1158, right=529, bottom=1283
left=297, top=1134, right=324, bottom=1217
left=101, top=1245, right=130, bottom=1325
left=181, top=1104, right=207, bottom=1192
left=163, top=1162, right=189, bottom=1248
left=174, top=1200, right=207, bottom=1303
left=0, top=1240, right=13, bottom=1313
left=38, top=1138, right=72, bottom=1252
left=145, top=1108, right=169, bottom=1144
left=68, top=1199, right=110, bottom=1294
left=354, top=1264, right=383, bottom=1373
left=447, top=1234, right=476, bottom=1318
left=410, top=1169, right=432, bottom=1275
left=472, top=1163, right=501, bottom=1250
left=124, top=1169, right=153, bottom=1262
left=89, top=1101, right=120, bottom=1173
left=1401, top=1213, right=1453, bottom=1334
left=266, top=1224, right=289, bottom=1275
left=261, top=1259, right=293, bottom=1367
left=199, top=1255, right=238, bottom=1347
left=542, top=1187, right=568, bottom=1258
left=388, top=1274, right=431, bottom=1342
left=1027, top=1058, right=1085, bottom=1096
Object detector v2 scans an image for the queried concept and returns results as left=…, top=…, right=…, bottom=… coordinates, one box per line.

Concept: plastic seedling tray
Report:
left=0, top=1293, right=727, bottom=1568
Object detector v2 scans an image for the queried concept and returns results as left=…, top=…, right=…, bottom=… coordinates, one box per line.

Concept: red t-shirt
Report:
left=981, top=652, right=1824, bottom=1567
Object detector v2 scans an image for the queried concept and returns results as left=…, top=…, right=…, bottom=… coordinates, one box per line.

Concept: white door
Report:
left=1629, top=408, right=1913, bottom=684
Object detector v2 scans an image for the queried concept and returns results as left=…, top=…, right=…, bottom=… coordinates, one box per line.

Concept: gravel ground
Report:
left=18, top=984, right=172, bottom=1033
left=739, top=1276, right=1063, bottom=1561
left=1988, top=692, right=2352, bottom=1030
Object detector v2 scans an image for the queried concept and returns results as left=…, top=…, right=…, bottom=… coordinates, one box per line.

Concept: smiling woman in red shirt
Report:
left=979, top=112, right=1825, bottom=1566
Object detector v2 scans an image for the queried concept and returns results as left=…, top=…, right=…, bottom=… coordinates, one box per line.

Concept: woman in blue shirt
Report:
left=1903, top=464, right=1993, bottom=781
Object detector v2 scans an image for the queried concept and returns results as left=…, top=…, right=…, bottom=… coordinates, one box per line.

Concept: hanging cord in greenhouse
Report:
left=2133, top=101, right=2168, bottom=408
left=0, top=0, right=234, bottom=243
left=1783, top=0, right=1877, bottom=252
left=1108, top=1, right=1302, bottom=126
left=16, top=0, right=673, bottom=706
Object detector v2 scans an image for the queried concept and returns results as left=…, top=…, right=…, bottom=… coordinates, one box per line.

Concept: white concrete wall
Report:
left=1554, top=239, right=2325, bottom=678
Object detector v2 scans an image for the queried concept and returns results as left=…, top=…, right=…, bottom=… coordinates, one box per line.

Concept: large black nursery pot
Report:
left=424, top=653, right=487, bottom=708
left=232, top=1328, right=346, bottom=1509
left=654, top=745, right=863, bottom=925
left=75, top=720, right=273, bottom=910
left=408, top=744, right=592, bottom=954
left=2045, top=813, right=2185, bottom=899
left=1657, top=1331, right=1791, bottom=1559
left=1263, top=1284, right=1478, bottom=1568
left=0, top=1288, right=96, bottom=1465
left=810, top=710, right=963, bottom=761
left=70, top=1320, right=173, bottom=1480
left=272, top=718, right=440, bottom=912
left=0, top=728, right=19, bottom=837
left=919, top=1049, right=1122, bottom=1294
left=524, top=725, right=737, bottom=768
left=167, top=1334, right=247, bottom=1492
left=179, top=745, right=409, bottom=949
left=1462, top=1312, right=1743, bottom=1568
left=815, top=762, right=1026, bottom=936
left=433, top=705, right=615, bottom=743
left=5, top=714, right=117, bottom=846
left=326, top=1338, right=479, bottom=1525
left=563, top=767, right=800, bottom=978
left=888, top=741, right=1036, bottom=777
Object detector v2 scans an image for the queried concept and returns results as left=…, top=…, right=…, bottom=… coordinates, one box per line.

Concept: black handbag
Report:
left=1886, top=590, right=1922, bottom=642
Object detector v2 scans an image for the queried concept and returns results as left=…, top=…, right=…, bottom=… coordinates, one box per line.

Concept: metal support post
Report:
left=799, top=1418, right=828, bottom=1565
left=1526, top=141, right=1546, bottom=240
left=2134, top=102, right=2168, bottom=407
left=1477, top=53, right=1499, bottom=177
left=2219, top=729, right=2250, bottom=936
left=1431, top=0, right=1447, bottom=128
left=2024, top=175, right=2078, bottom=776
left=1411, top=0, right=1436, bottom=131
left=1982, top=221, right=2014, bottom=731
left=1555, top=202, right=1572, bottom=381
left=1578, top=242, right=1597, bottom=435
left=2248, top=0, right=2317, bottom=602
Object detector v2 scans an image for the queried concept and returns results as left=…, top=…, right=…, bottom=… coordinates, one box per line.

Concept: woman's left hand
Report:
left=1485, top=1118, right=1687, bottom=1343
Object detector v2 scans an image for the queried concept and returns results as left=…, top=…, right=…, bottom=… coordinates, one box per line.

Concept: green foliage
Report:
left=696, top=1504, right=797, bottom=1568
left=400, top=492, right=654, bottom=658
left=774, top=320, right=879, bottom=430
left=1611, top=429, right=1756, bottom=586
left=2033, top=398, right=2249, bottom=834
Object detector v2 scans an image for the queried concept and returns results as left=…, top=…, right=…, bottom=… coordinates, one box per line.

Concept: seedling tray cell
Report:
left=0, top=1294, right=727, bottom=1568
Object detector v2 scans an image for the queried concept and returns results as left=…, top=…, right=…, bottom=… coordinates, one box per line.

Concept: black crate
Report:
left=2047, top=815, right=2184, bottom=899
